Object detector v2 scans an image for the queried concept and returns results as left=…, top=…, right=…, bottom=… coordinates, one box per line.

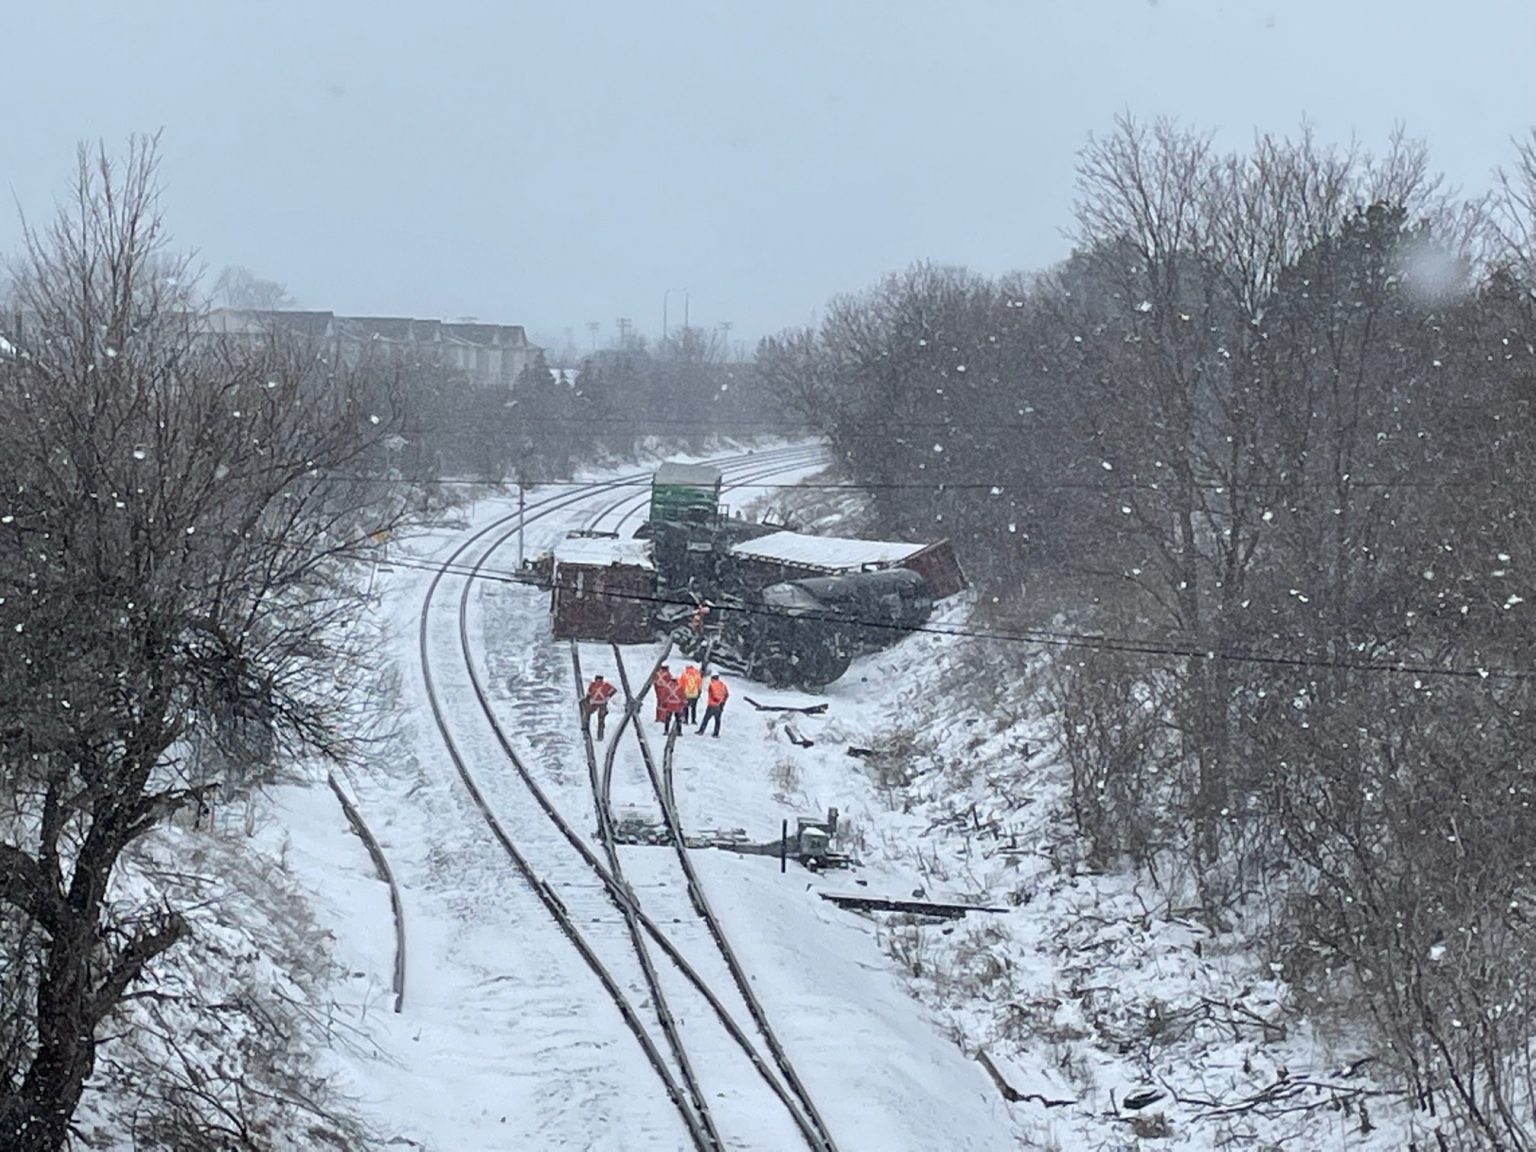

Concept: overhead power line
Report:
left=380, top=552, right=1536, bottom=684
left=334, top=473, right=1533, bottom=494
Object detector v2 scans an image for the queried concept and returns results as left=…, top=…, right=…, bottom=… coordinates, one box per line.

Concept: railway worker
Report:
left=584, top=674, right=617, bottom=740
left=679, top=663, right=703, bottom=723
left=656, top=671, right=688, bottom=736
left=689, top=602, right=711, bottom=635
left=696, top=673, right=729, bottom=738
left=652, top=665, right=673, bottom=725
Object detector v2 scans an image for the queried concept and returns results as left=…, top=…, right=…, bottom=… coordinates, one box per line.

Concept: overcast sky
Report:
left=3, top=1, right=1532, bottom=350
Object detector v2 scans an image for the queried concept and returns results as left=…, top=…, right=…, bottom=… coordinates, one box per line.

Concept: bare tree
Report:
left=211, top=264, right=296, bottom=311
left=1494, top=128, right=1536, bottom=277
left=1060, top=121, right=1536, bottom=1139
left=0, top=139, right=410, bottom=1151
left=745, top=114, right=1536, bottom=1142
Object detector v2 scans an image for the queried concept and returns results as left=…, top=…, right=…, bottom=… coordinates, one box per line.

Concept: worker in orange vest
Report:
left=655, top=671, right=687, bottom=737
left=584, top=674, right=617, bottom=740
left=679, top=664, right=703, bottom=724
left=652, top=665, right=672, bottom=725
left=696, top=673, right=729, bottom=737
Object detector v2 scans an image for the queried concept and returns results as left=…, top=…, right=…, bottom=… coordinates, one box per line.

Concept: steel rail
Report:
left=324, top=771, right=406, bottom=1013
left=452, top=450, right=834, bottom=1148
left=418, top=472, right=714, bottom=1150
left=415, top=445, right=824, bottom=1148
left=610, top=646, right=842, bottom=1152
left=568, top=640, right=725, bottom=1152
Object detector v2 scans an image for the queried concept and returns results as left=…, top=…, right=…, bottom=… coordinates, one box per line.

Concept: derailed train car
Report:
left=714, top=568, right=934, bottom=687
left=545, top=461, right=964, bottom=688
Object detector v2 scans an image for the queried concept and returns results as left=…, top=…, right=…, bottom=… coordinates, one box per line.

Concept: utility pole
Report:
left=663, top=287, right=689, bottom=346
left=516, top=469, right=531, bottom=567
left=587, top=320, right=599, bottom=353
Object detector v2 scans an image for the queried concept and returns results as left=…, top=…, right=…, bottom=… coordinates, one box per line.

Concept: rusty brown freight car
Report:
left=899, top=540, right=967, bottom=599
left=549, top=532, right=657, bottom=643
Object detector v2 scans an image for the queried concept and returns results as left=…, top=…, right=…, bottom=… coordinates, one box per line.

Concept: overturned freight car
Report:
left=542, top=463, right=968, bottom=689
left=548, top=532, right=656, bottom=643
left=726, top=530, right=966, bottom=599
left=661, top=529, right=967, bottom=686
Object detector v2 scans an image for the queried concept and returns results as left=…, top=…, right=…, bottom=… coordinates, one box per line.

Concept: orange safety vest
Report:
left=706, top=678, right=729, bottom=707
left=680, top=667, right=702, bottom=698
left=656, top=676, right=686, bottom=715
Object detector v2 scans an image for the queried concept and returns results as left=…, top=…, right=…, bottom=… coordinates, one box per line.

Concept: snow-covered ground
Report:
left=107, top=445, right=1431, bottom=1150
left=223, top=447, right=1008, bottom=1151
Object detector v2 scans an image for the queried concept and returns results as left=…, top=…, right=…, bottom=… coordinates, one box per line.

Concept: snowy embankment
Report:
left=746, top=606, right=1422, bottom=1151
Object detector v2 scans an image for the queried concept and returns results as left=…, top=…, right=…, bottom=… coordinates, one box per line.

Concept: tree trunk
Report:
left=1, top=916, right=96, bottom=1152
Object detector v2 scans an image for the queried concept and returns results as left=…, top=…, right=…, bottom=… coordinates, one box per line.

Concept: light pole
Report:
left=662, top=287, right=689, bottom=343
left=516, top=468, right=532, bottom=568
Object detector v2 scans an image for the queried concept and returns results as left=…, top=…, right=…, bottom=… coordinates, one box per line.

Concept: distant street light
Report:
left=382, top=433, right=408, bottom=474
left=662, top=287, right=689, bottom=343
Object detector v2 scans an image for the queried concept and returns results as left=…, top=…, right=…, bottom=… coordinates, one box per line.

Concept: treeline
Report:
left=0, top=143, right=407, bottom=1150
left=401, top=325, right=773, bottom=483
left=759, top=120, right=1536, bottom=1145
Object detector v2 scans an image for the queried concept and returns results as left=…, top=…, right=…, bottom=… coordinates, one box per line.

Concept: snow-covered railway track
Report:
left=582, top=641, right=839, bottom=1152
left=604, top=644, right=842, bottom=1152
left=355, top=444, right=815, bottom=1025
left=417, top=447, right=830, bottom=1150
left=419, top=468, right=710, bottom=1148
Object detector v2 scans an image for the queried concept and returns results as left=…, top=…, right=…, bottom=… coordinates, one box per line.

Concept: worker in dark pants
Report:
left=656, top=671, right=688, bottom=737
left=696, top=673, right=729, bottom=737
left=584, top=674, right=616, bottom=741
left=679, top=663, right=702, bottom=724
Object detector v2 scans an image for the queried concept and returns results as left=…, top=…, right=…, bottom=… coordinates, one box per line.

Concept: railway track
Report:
left=336, top=444, right=819, bottom=1014
left=579, top=463, right=842, bottom=1151
left=603, top=646, right=842, bottom=1152
left=588, top=640, right=841, bottom=1151
left=418, top=446, right=836, bottom=1149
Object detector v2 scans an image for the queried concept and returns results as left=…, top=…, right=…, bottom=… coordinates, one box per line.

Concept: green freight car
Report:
left=649, top=461, right=723, bottom=526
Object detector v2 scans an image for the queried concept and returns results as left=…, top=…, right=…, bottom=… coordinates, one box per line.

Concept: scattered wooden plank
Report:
left=744, top=695, right=829, bottom=715
left=818, top=892, right=1009, bottom=918
left=785, top=724, right=814, bottom=748
left=976, top=1049, right=1076, bottom=1108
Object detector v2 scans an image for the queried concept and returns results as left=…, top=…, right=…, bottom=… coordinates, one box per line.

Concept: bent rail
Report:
left=326, top=772, right=406, bottom=1014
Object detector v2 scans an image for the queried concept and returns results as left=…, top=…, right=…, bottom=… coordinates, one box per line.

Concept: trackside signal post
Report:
left=517, top=470, right=532, bottom=567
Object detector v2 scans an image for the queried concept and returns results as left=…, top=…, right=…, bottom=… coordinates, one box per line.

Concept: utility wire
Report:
left=383, top=552, right=1536, bottom=684
left=333, top=473, right=1532, bottom=494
